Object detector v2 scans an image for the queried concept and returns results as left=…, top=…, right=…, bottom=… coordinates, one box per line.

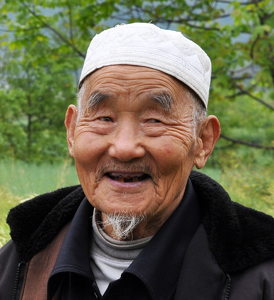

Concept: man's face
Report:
left=66, top=65, right=205, bottom=236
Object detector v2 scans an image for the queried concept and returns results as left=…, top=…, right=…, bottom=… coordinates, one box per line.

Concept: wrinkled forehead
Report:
left=80, top=65, right=195, bottom=114
left=79, top=23, right=211, bottom=108
left=82, top=64, right=184, bottom=90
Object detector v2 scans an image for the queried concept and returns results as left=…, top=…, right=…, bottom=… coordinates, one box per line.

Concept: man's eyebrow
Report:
left=86, top=91, right=172, bottom=111
left=150, top=92, right=172, bottom=112
left=86, top=91, right=110, bottom=108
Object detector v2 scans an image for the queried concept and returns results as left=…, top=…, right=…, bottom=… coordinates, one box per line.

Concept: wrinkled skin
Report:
left=65, top=65, right=220, bottom=239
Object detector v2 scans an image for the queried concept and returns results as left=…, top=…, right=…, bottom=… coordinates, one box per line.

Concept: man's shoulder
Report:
left=0, top=239, right=19, bottom=264
left=190, top=170, right=274, bottom=274
left=7, top=185, right=85, bottom=262
left=0, top=240, right=21, bottom=300
left=228, top=257, right=274, bottom=299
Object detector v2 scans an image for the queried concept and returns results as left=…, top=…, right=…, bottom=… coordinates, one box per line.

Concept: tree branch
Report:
left=215, top=142, right=235, bottom=150
left=235, top=85, right=274, bottom=111
left=217, top=0, right=264, bottom=4
left=0, top=26, right=43, bottom=32
left=68, top=3, right=74, bottom=42
left=220, top=134, right=274, bottom=150
left=127, top=4, right=227, bottom=31
left=172, top=21, right=221, bottom=31
left=19, top=1, right=85, bottom=58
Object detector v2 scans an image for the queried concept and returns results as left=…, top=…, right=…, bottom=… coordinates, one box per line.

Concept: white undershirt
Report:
left=90, top=210, right=152, bottom=295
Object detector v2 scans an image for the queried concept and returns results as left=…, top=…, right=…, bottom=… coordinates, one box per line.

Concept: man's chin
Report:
left=100, top=211, right=147, bottom=241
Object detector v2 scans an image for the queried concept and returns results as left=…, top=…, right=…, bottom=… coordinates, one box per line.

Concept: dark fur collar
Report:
left=7, top=185, right=85, bottom=262
left=7, top=171, right=274, bottom=273
left=190, top=171, right=274, bottom=273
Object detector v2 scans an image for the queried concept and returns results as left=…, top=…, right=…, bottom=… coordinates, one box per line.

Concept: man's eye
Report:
left=147, top=119, right=161, bottom=123
left=99, top=117, right=113, bottom=122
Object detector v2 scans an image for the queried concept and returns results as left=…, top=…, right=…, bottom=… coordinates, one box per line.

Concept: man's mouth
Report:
left=106, top=172, right=150, bottom=183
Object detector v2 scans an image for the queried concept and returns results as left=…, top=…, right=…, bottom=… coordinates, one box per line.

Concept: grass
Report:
left=0, top=159, right=79, bottom=199
left=0, top=188, right=21, bottom=247
left=201, top=166, right=274, bottom=216
left=0, top=159, right=79, bottom=247
left=1, top=159, right=274, bottom=247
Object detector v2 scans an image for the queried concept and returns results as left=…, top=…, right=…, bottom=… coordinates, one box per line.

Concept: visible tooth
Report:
left=133, top=177, right=139, bottom=182
left=118, top=175, right=124, bottom=182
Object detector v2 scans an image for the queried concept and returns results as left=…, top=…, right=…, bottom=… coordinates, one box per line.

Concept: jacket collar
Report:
left=190, top=171, right=274, bottom=273
left=7, top=185, right=85, bottom=262
left=125, top=179, right=204, bottom=300
left=48, top=179, right=203, bottom=300
left=174, top=225, right=228, bottom=300
left=7, top=171, right=274, bottom=274
left=50, top=198, right=94, bottom=279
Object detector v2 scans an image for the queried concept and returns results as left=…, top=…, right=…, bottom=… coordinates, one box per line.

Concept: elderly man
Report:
left=1, top=23, right=274, bottom=300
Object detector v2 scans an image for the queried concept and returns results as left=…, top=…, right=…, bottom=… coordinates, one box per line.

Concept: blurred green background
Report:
left=1, top=0, right=274, bottom=246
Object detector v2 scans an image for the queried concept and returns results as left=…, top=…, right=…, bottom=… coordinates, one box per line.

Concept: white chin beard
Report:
left=102, top=212, right=146, bottom=240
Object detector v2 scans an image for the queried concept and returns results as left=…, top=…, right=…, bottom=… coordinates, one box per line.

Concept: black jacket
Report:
left=1, top=171, right=274, bottom=299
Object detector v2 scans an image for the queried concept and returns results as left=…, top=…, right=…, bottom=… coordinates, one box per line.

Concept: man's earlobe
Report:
left=64, top=105, right=78, bottom=158
left=194, top=115, right=220, bottom=169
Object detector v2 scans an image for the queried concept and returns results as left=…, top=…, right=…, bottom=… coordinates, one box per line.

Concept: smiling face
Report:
left=65, top=65, right=220, bottom=239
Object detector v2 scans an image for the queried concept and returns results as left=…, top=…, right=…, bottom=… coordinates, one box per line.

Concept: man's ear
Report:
left=194, top=115, right=220, bottom=169
left=64, top=105, right=78, bottom=158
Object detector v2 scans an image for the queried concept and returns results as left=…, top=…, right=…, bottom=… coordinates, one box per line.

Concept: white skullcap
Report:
left=79, top=23, right=211, bottom=108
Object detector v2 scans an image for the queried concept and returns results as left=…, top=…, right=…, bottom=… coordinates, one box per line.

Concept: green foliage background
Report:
left=1, top=0, right=274, bottom=163
left=0, top=0, right=274, bottom=243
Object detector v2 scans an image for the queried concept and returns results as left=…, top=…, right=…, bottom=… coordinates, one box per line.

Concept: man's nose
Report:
left=108, top=122, right=145, bottom=162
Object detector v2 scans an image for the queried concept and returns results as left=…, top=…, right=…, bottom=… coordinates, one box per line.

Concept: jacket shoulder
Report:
left=7, top=185, right=85, bottom=262
left=190, top=170, right=274, bottom=273
left=0, top=240, right=21, bottom=300
left=229, top=257, right=274, bottom=299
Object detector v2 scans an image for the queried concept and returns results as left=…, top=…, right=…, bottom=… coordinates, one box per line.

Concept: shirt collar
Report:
left=50, top=198, right=94, bottom=278
left=50, top=178, right=203, bottom=300
left=124, top=178, right=204, bottom=300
